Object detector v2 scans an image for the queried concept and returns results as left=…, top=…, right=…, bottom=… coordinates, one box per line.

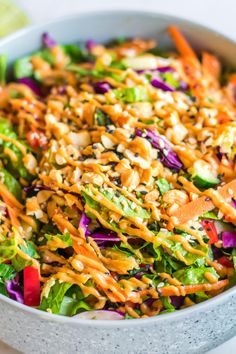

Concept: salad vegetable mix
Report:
left=0, top=27, right=236, bottom=320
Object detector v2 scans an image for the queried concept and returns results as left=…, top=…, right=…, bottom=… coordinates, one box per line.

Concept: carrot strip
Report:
left=0, top=183, right=23, bottom=210
left=160, top=279, right=229, bottom=297
left=1, top=195, right=21, bottom=228
left=172, top=179, right=236, bottom=225
left=168, top=26, right=197, bottom=59
left=202, top=52, right=221, bottom=79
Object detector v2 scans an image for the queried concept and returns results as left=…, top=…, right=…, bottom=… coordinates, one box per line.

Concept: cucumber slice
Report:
left=190, top=160, right=220, bottom=189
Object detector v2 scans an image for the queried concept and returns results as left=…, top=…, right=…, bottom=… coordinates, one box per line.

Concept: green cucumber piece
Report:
left=190, top=161, right=220, bottom=188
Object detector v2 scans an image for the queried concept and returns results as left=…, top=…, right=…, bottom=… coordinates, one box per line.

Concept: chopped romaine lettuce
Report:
left=94, top=108, right=112, bottom=126
left=12, top=241, right=38, bottom=271
left=40, top=280, right=73, bottom=314
left=99, top=188, right=150, bottom=219
left=45, top=232, right=72, bottom=248
left=0, top=264, right=16, bottom=281
left=174, top=266, right=219, bottom=285
left=156, top=178, right=171, bottom=195
left=114, top=86, right=148, bottom=103
left=0, top=167, right=22, bottom=201
left=59, top=296, right=90, bottom=316
left=14, top=56, right=33, bottom=79
left=0, top=238, right=18, bottom=264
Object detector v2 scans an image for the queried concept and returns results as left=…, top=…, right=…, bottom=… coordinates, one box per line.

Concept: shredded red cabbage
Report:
left=179, top=80, right=188, bottom=91
left=232, top=198, right=236, bottom=209
left=79, top=213, right=91, bottom=236
left=24, top=185, right=54, bottom=194
left=86, top=39, right=96, bottom=52
left=136, top=128, right=183, bottom=171
left=216, top=147, right=227, bottom=162
left=93, top=81, right=112, bottom=94
left=5, top=275, right=23, bottom=303
left=151, top=78, right=175, bottom=92
left=136, top=66, right=174, bottom=74
left=222, top=231, right=236, bottom=248
left=90, top=230, right=120, bottom=246
left=170, top=296, right=184, bottom=309
left=42, top=32, right=56, bottom=48
left=211, top=245, right=223, bottom=259
left=18, top=78, right=42, bottom=96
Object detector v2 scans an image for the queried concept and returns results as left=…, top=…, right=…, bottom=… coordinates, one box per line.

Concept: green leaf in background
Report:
left=0, top=0, right=29, bottom=37
left=0, top=54, right=7, bottom=83
left=14, top=56, right=33, bottom=79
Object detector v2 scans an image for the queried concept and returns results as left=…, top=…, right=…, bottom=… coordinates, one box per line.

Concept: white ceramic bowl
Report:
left=0, top=10, right=236, bottom=354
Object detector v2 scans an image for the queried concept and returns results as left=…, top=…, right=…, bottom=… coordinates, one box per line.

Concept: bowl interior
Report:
left=1, top=10, right=236, bottom=67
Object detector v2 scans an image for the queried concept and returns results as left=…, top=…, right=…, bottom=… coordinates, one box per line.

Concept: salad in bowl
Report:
left=0, top=26, right=236, bottom=320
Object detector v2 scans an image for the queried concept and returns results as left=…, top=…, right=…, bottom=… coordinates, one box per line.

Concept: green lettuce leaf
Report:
left=0, top=238, right=17, bottom=264
left=114, top=86, right=148, bottom=103
left=174, top=266, right=219, bottom=285
left=12, top=240, right=39, bottom=271
left=40, top=280, right=73, bottom=314
left=94, top=108, right=112, bottom=126
left=0, top=167, right=22, bottom=201
left=0, top=263, right=16, bottom=281
left=59, top=296, right=90, bottom=316
left=156, top=178, right=171, bottom=195
left=0, top=118, right=32, bottom=181
left=99, top=188, right=150, bottom=219
left=157, top=231, right=208, bottom=266
left=45, top=232, right=72, bottom=248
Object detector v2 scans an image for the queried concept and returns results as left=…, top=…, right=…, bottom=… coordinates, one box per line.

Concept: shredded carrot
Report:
left=168, top=25, right=197, bottom=59
left=172, top=179, right=236, bottom=225
left=0, top=183, right=23, bottom=210
left=202, top=51, right=221, bottom=79
left=160, top=279, right=229, bottom=297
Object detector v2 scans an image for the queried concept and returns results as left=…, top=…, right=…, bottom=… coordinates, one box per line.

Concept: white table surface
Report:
left=2, top=0, right=236, bottom=353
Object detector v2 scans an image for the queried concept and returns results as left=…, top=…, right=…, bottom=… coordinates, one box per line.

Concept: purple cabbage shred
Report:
left=5, top=275, right=23, bottom=304
left=93, top=81, right=112, bottom=94
left=42, top=32, right=56, bottom=48
left=86, top=39, right=96, bottom=51
left=136, top=128, right=183, bottom=171
left=151, top=78, right=175, bottom=92
left=170, top=296, right=185, bottom=309
left=79, top=213, right=91, bottom=236
left=222, top=231, right=236, bottom=248
left=18, top=78, right=42, bottom=96
left=90, top=230, right=120, bottom=246
left=136, top=66, right=174, bottom=74
left=24, top=185, right=54, bottom=194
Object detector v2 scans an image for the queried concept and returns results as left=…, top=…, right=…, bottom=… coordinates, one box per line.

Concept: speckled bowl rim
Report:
left=0, top=9, right=236, bottom=327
